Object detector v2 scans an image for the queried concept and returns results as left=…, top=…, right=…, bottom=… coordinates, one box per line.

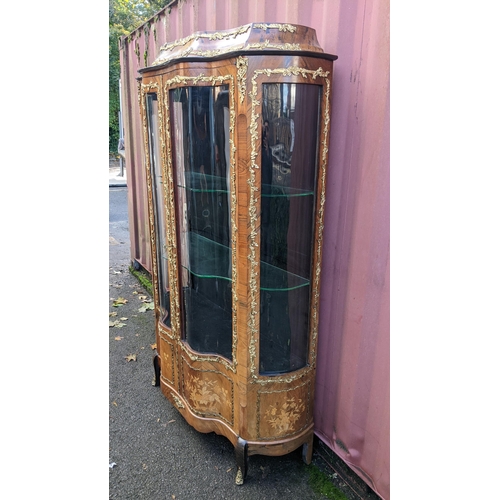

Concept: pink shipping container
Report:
left=119, top=0, right=389, bottom=498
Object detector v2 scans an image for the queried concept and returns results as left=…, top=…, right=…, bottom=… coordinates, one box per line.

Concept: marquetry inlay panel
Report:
left=256, top=381, right=311, bottom=439
left=181, top=358, right=234, bottom=426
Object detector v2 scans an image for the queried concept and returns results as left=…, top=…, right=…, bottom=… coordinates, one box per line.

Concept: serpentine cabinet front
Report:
left=138, top=23, right=337, bottom=484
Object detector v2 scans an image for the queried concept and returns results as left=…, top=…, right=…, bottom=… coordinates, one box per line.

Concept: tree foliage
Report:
left=109, top=0, right=170, bottom=153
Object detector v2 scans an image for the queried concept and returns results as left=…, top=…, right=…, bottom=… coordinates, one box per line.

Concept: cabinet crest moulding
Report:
left=159, top=24, right=252, bottom=52
left=145, top=23, right=330, bottom=70
left=253, top=23, right=297, bottom=33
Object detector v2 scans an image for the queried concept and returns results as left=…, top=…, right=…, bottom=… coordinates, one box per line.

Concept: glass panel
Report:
left=170, top=85, right=232, bottom=360
left=146, top=93, right=171, bottom=326
left=259, top=83, right=321, bottom=374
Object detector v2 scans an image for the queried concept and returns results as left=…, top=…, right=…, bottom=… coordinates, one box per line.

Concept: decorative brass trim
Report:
left=156, top=82, right=172, bottom=322
left=153, top=43, right=304, bottom=66
left=310, top=76, right=331, bottom=370
left=247, top=66, right=331, bottom=384
left=160, top=45, right=246, bottom=62
left=163, top=73, right=238, bottom=372
left=139, top=81, right=161, bottom=318
left=247, top=40, right=301, bottom=51
left=179, top=341, right=235, bottom=373
left=158, top=322, right=175, bottom=341
left=256, top=66, right=329, bottom=80
left=152, top=24, right=308, bottom=67
left=171, top=393, right=185, bottom=409
left=159, top=25, right=252, bottom=52
left=164, top=41, right=303, bottom=61
left=253, top=23, right=297, bottom=33
left=236, top=56, right=248, bottom=103
left=247, top=72, right=261, bottom=383
left=165, top=73, right=228, bottom=88
left=163, top=89, right=182, bottom=338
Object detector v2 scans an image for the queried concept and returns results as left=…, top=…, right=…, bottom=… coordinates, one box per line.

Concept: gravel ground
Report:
left=109, top=263, right=331, bottom=500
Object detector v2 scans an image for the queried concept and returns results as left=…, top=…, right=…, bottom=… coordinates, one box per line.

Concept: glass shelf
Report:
left=177, top=175, right=313, bottom=198
left=261, top=183, right=314, bottom=198
left=182, top=232, right=309, bottom=291
left=182, top=232, right=232, bottom=281
left=178, top=172, right=229, bottom=193
left=260, top=262, right=310, bottom=291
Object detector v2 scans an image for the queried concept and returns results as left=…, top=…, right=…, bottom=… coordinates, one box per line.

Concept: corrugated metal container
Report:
left=119, top=1, right=389, bottom=498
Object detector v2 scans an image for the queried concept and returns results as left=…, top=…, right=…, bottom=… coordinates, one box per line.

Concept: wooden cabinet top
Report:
left=141, top=23, right=337, bottom=72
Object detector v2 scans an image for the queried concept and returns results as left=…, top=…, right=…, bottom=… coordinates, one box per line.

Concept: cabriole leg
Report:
left=235, top=437, right=248, bottom=485
left=152, top=354, right=161, bottom=387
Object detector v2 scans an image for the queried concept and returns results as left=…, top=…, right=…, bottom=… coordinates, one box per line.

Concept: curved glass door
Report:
left=146, top=93, right=171, bottom=326
left=259, top=83, right=321, bottom=374
left=170, top=85, right=232, bottom=361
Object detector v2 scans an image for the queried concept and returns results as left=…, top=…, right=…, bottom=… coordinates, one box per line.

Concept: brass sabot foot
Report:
left=235, top=467, right=244, bottom=485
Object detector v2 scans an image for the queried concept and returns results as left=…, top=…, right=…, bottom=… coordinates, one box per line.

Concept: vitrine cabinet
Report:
left=139, top=23, right=337, bottom=484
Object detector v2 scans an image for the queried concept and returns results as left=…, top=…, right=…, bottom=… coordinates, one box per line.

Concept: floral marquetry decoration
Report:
left=182, top=363, right=234, bottom=426
left=257, top=383, right=310, bottom=439
left=265, top=397, right=306, bottom=436
left=186, top=375, right=228, bottom=413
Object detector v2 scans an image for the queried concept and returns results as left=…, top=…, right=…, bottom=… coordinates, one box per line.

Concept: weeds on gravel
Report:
left=129, top=265, right=153, bottom=295
left=307, top=465, right=349, bottom=500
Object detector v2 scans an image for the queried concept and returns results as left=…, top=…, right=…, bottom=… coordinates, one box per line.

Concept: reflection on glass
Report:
left=259, top=83, right=321, bottom=374
left=170, top=85, right=232, bottom=360
left=146, top=93, right=171, bottom=326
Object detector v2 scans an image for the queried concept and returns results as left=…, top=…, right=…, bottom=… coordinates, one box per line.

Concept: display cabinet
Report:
left=139, top=23, right=337, bottom=484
